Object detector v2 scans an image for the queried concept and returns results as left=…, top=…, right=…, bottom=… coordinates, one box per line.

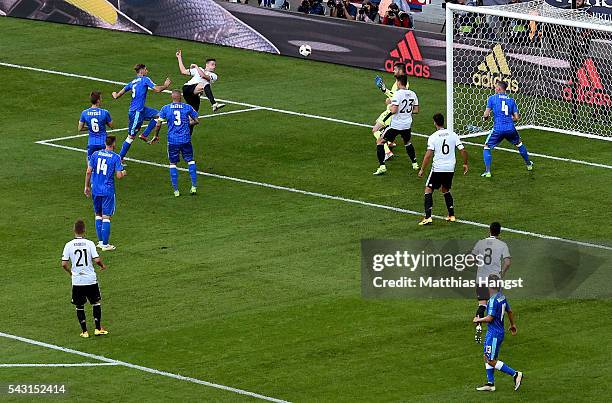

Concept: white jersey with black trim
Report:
left=61, top=237, right=99, bottom=286
left=427, top=129, right=464, bottom=173
left=185, top=68, right=218, bottom=86
left=471, top=236, right=511, bottom=282
left=390, top=89, right=418, bottom=130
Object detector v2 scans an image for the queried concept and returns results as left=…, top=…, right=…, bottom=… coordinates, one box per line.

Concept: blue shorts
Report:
left=87, top=144, right=105, bottom=159
left=92, top=194, right=116, bottom=216
left=484, top=332, right=504, bottom=360
left=168, top=142, right=194, bottom=164
left=128, top=107, right=158, bottom=136
left=485, top=129, right=521, bottom=149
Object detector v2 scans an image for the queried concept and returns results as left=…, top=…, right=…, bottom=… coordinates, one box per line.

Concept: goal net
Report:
left=446, top=0, right=612, bottom=141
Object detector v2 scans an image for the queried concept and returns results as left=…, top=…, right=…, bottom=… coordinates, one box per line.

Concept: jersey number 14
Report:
left=96, top=158, right=108, bottom=176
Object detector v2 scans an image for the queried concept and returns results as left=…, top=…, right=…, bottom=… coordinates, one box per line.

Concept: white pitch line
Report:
left=0, top=363, right=119, bottom=367
left=2, top=61, right=609, bottom=170
left=36, top=140, right=612, bottom=251
left=0, top=332, right=289, bottom=403
left=38, top=107, right=262, bottom=143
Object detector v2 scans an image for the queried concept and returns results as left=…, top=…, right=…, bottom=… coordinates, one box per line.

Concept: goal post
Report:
left=446, top=0, right=612, bottom=141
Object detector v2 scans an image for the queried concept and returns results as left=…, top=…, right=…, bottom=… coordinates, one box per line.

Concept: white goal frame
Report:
left=446, top=2, right=612, bottom=141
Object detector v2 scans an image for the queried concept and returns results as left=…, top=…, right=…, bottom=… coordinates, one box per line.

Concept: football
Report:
left=299, top=44, right=312, bottom=57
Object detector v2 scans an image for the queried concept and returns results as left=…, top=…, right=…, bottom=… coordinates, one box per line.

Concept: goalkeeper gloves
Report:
left=375, top=75, right=387, bottom=93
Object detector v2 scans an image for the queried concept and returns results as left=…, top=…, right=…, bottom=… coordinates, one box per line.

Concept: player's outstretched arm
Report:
left=84, top=166, right=93, bottom=197
left=176, top=49, right=190, bottom=75
left=507, top=309, right=517, bottom=335
left=112, top=88, right=126, bottom=100
left=153, top=78, right=171, bottom=93
left=473, top=314, right=494, bottom=324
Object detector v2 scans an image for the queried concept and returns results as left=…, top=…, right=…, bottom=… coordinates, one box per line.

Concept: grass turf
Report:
left=0, top=16, right=611, bottom=402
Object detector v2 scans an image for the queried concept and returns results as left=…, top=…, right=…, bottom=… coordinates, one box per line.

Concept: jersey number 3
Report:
left=173, top=110, right=181, bottom=125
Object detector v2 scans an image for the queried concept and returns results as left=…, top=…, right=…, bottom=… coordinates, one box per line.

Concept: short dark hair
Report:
left=74, top=219, right=85, bottom=235
left=106, top=135, right=116, bottom=147
left=90, top=91, right=101, bottom=105
left=394, top=62, right=406, bottom=72
left=433, top=113, right=444, bottom=127
left=205, top=58, right=216, bottom=64
left=134, top=63, right=146, bottom=72
left=496, top=80, right=508, bottom=91
left=397, top=74, right=408, bottom=86
left=490, top=221, right=502, bottom=236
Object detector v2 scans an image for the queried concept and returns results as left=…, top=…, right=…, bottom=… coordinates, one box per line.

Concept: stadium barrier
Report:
left=0, top=0, right=446, bottom=80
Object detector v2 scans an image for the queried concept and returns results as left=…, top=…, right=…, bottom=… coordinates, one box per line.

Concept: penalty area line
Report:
left=35, top=140, right=612, bottom=252
left=38, top=107, right=262, bottom=143
left=0, top=332, right=290, bottom=403
left=2, top=61, right=610, bottom=170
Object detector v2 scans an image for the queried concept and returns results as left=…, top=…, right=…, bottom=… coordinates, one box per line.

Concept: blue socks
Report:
left=485, top=364, right=495, bottom=384
left=188, top=161, right=197, bottom=187
left=142, top=119, right=157, bottom=138
left=169, top=165, right=179, bottom=191
left=119, top=136, right=133, bottom=159
left=517, top=143, right=531, bottom=164
left=495, top=360, right=517, bottom=377
left=483, top=147, right=492, bottom=172
left=102, top=219, right=111, bottom=246
left=95, top=216, right=103, bottom=242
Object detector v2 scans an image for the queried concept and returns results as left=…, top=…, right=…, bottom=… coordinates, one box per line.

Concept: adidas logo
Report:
left=385, top=32, right=430, bottom=78
left=562, top=58, right=612, bottom=107
left=472, top=44, right=519, bottom=92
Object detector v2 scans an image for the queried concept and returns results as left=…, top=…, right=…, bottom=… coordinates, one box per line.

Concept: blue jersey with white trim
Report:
left=486, top=291, right=510, bottom=337
left=80, top=107, right=112, bottom=147
left=89, top=150, right=124, bottom=196
left=123, top=76, right=156, bottom=112
left=159, top=102, right=199, bottom=145
left=487, top=93, right=518, bottom=132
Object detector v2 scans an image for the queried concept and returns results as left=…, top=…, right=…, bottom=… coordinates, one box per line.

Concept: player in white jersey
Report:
left=471, top=222, right=511, bottom=343
left=373, top=75, right=419, bottom=175
left=61, top=220, right=108, bottom=338
left=176, top=49, right=225, bottom=120
left=417, top=113, right=468, bottom=225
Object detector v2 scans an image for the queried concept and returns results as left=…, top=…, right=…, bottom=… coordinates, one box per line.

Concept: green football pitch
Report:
left=1, top=16, right=611, bottom=402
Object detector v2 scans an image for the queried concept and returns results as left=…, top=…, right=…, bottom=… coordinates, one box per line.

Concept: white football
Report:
left=299, top=44, right=312, bottom=57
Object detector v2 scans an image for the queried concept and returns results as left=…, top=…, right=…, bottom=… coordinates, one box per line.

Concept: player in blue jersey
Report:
left=473, top=275, right=523, bottom=392
left=78, top=91, right=113, bottom=164
left=111, top=63, right=171, bottom=161
left=84, top=136, right=127, bottom=251
left=481, top=81, right=533, bottom=177
left=149, top=90, right=200, bottom=197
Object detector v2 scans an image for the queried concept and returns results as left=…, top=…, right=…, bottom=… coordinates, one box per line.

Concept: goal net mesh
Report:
left=448, top=0, right=612, bottom=140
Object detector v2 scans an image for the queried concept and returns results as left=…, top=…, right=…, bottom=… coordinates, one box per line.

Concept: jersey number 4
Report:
left=96, top=158, right=108, bottom=176
left=501, top=100, right=509, bottom=116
